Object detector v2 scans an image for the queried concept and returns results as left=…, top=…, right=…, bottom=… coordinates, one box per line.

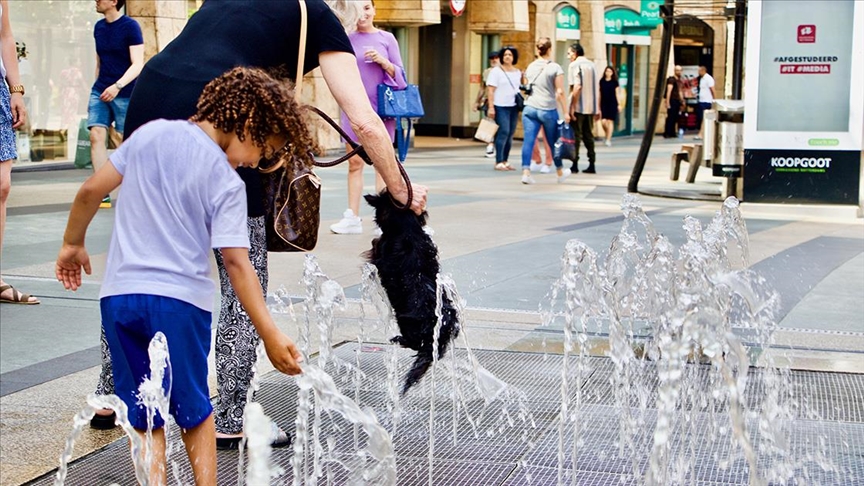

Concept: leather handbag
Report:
left=260, top=0, right=413, bottom=252
left=378, top=72, right=424, bottom=162
left=377, top=72, right=425, bottom=119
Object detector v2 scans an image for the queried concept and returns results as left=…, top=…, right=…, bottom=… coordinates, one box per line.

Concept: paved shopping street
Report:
left=1, top=136, right=863, bottom=485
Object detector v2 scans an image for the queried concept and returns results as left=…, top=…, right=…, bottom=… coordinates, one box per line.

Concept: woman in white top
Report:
left=485, top=46, right=523, bottom=171
left=0, top=0, right=36, bottom=305
left=519, top=37, right=570, bottom=185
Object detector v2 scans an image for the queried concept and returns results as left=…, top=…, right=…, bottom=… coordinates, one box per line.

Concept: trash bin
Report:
left=709, top=100, right=744, bottom=198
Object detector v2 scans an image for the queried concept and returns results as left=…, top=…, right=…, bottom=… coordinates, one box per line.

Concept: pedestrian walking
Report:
left=663, top=65, right=685, bottom=138
left=486, top=46, right=522, bottom=172
left=473, top=50, right=499, bottom=159
left=0, top=0, right=37, bottom=305
left=519, top=37, right=570, bottom=185
left=330, top=0, right=406, bottom=236
left=598, top=66, right=620, bottom=147
left=567, top=44, right=600, bottom=174
left=57, top=67, right=305, bottom=486
left=694, top=65, right=715, bottom=141
left=89, top=0, right=428, bottom=451
left=87, top=0, right=143, bottom=208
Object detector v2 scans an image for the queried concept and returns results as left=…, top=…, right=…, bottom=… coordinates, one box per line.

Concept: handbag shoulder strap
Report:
left=499, top=66, right=519, bottom=90
left=295, top=0, right=307, bottom=100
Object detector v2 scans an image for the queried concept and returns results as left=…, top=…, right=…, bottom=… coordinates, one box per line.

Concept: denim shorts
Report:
left=87, top=88, right=130, bottom=134
left=0, top=86, right=17, bottom=161
left=101, top=294, right=213, bottom=430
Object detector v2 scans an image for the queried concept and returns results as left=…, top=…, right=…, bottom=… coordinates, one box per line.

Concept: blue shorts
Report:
left=87, top=88, right=130, bottom=134
left=0, top=86, right=18, bottom=161
left=101, top=294, right=213, bottom=430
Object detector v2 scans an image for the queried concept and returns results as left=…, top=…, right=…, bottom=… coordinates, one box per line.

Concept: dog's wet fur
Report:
left=364, top=190, right=460, bottom=395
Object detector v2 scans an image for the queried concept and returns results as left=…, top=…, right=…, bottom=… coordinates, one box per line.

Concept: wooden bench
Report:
left=669, top=143, right=706, bottom=183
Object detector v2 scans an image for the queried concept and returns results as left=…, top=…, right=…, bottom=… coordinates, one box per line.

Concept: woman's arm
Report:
left=383, top=34, right=406, bottom=88
left=319, top=51, right=426, bottom=214
left=0, top=0, right=25, bottom=129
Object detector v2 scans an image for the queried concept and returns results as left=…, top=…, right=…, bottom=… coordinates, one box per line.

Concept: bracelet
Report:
left=8, top=84, right=24, bottom=95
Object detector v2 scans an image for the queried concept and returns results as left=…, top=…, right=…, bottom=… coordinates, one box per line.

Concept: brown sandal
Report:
left=494, top=163, right=509, bottom=171
left=0, top=284, right=40, bottom=305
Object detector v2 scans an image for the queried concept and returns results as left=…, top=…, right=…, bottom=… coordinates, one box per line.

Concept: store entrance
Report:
left=415, top=15, right=452, bottom=136
left=608, top=43, right=650, bottom=137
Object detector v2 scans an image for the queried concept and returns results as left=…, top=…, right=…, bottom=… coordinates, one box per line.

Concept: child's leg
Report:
left=132, top=427, right=167, bottom=486
left=180, top=413, right=217, bottom=485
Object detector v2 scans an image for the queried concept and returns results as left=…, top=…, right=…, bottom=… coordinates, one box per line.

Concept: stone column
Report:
left=126, top=0, right=188, bottom=61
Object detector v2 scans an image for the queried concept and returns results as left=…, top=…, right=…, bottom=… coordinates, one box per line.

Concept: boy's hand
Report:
left=263, top=333, right=304, bottom=375
left=56, top=245, right=92, bottom=291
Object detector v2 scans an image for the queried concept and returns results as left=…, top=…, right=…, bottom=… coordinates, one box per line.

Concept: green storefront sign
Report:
left=640, top=0, right=664, bottom=25
left=556, top=6, right=580, bottom=40
left=605, top=7, right=656, bottom=45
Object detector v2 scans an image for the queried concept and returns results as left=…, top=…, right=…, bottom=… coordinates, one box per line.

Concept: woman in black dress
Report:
left=598, top=66, right=620, bottom=147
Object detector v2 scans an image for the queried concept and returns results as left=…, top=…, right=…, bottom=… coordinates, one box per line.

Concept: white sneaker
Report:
left=521, top=174, right=535, bottom=185
left=529, top=162, right=543, bottom=172
left=540, top=165, right=551, bottom=174
left=485, top=145, right=495, bottom=158
left=330, top=209, right=362, bottom=234
left=604, top=140, right=612, bottom=147
left=373, top=225, right=383, bottom=237
left=557, top=172, right=571, bottom=184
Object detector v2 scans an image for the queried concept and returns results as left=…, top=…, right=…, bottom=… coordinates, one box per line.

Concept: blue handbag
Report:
left=377, top=80, right=425, bottom=118
left=377, top=73, right=424, bottom=162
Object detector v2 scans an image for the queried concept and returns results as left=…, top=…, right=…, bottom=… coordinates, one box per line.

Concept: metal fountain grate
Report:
left=28, top=343, right=864, bottom=485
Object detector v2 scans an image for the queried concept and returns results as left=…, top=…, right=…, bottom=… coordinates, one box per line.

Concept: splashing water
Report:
left=544, top=195, right=834, bottom=485
left=292, top=255, right=395, bottom=486
left=56, top=333, right=174, bottom=486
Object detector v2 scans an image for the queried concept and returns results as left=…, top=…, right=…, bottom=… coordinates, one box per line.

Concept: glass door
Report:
left=608, top=44, right=632, bottom=136
left=631, top=45, right=650, bottom=132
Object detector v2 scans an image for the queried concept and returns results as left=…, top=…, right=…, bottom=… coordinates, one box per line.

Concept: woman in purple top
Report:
left=331, top=0, right=406, bottom=235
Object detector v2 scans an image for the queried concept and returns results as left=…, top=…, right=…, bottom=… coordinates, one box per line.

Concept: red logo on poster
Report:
left=450, top=0, right=466, bottom=17
left=797, top=25, right=816, bottom=43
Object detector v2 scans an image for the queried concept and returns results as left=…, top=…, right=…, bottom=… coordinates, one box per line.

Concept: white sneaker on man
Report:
left=330, top=209, right=362, bottom=234
left=529, top=161, right=543, bottom=172
left=540, top=165, right=551, bottom=174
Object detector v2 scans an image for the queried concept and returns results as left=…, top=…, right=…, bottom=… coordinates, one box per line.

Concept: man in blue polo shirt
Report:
left=89, top=0, right=143, bottom=209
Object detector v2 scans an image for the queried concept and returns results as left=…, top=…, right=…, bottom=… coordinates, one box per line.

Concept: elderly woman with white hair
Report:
left=88, top=0, right=428, bottom=450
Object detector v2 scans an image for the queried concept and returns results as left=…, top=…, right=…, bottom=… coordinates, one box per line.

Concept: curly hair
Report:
left=191, top=66, right=316, bottom=166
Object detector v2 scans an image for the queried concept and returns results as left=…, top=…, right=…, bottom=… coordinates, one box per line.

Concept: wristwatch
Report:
left=115, top=81, right=125, bottom=90
left=8, top=84, right=24, bottom=95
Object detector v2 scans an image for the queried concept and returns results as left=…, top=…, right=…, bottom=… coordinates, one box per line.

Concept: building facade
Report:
left=10, top=0, right=732, bottom=167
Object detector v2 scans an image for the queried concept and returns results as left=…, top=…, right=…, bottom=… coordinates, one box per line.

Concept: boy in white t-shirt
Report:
left=56, top=67, right=307, bottom=485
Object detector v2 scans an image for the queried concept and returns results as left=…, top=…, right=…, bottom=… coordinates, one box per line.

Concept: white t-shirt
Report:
left=698, top=73, right=715, bottom=103
left=486, top=67, right=523, bottom=108
left=100, top=119, right=250, bottom=312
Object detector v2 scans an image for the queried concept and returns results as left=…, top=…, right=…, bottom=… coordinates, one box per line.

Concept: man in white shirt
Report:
left=694, top=65, right=715, bottom=141
left=568, top=44, right=600, bottom=174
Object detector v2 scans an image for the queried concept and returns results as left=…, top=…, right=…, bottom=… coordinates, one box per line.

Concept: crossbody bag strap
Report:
left=499, top=66, right=519, bottom=90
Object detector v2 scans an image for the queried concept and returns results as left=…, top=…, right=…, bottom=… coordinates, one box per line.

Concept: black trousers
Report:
left=664, top=99, right=681, bottom=137
left=570, top=113, right=596, bottom=167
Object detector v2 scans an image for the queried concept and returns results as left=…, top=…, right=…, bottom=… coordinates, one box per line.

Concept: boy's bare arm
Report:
left=56, top=162, right=123, bottom=291
left=220, top=247, right=303, bottom=375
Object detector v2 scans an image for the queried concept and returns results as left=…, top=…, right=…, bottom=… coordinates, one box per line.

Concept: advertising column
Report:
left=743, top=1, right=864, bottom=205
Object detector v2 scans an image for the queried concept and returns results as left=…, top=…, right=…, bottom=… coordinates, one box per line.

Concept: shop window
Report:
left=9, top=1, right=101, bottom=165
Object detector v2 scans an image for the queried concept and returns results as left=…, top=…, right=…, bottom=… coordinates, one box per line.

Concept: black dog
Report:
left=364, top=191, right=460, bottom=395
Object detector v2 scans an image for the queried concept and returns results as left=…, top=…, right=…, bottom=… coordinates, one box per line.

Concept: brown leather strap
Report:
left=306, top=107, right=412, bottom=210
